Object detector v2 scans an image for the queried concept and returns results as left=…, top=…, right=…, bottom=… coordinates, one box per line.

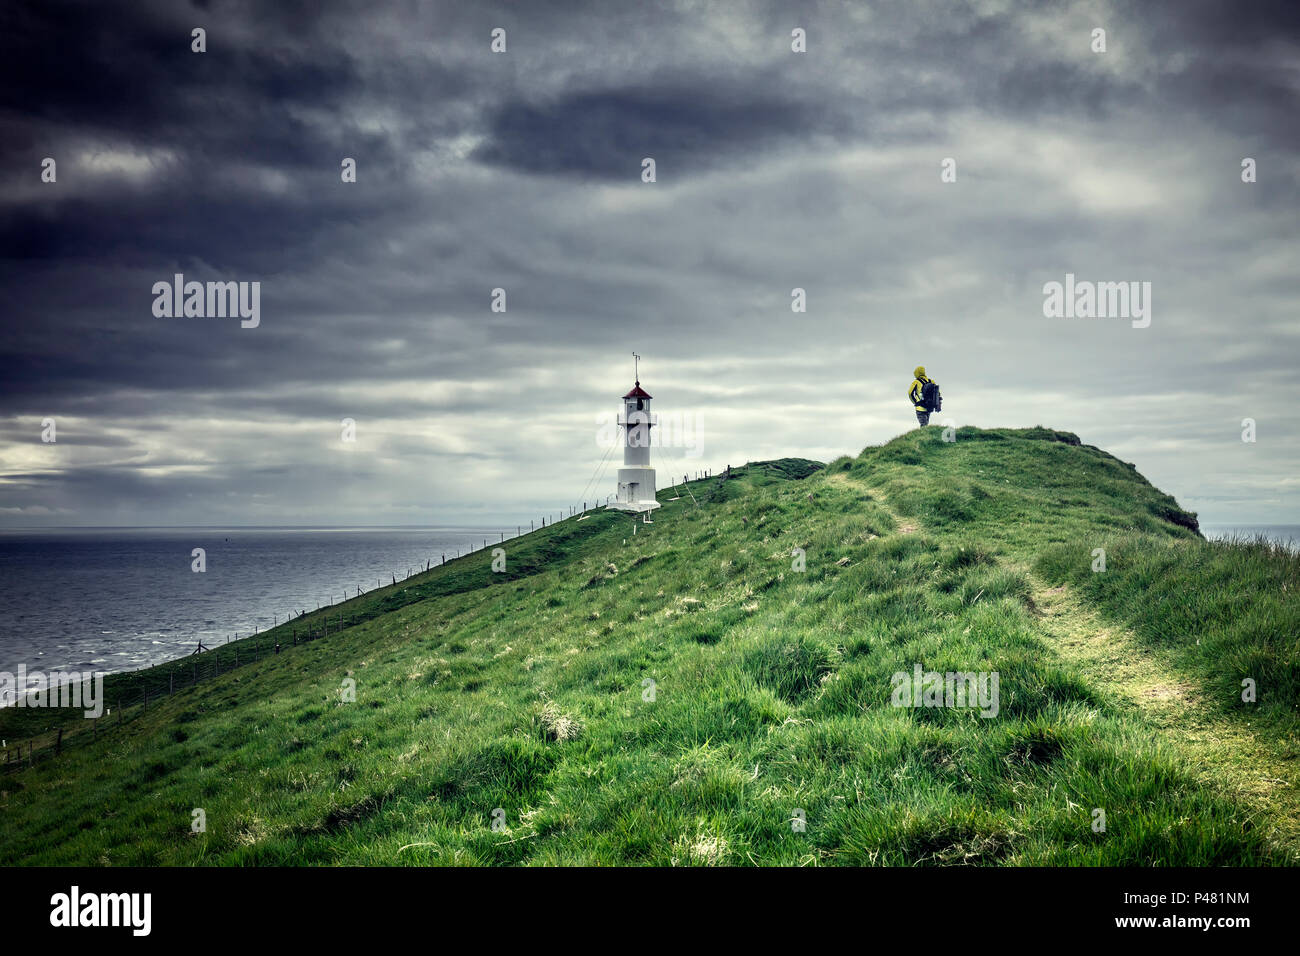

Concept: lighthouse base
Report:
left=607, top=467, right=661, bottom=513
left=607, top=499, right=661, bottom=513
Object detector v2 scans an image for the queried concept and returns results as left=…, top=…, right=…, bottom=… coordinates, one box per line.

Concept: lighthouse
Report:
left=607, top=354, right=661, bottom=515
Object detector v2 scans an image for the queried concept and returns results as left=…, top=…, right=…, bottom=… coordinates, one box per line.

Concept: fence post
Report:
left=56, top=727, right=63, bottom=755
left=170, top=673, right=174, bottom=696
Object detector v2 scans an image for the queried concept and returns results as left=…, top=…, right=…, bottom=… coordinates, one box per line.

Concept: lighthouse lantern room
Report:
left=607, top=354, right=661, bottom=514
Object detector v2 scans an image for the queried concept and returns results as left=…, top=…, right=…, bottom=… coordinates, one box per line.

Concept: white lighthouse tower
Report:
left=607, top=354, right=661, bottom=515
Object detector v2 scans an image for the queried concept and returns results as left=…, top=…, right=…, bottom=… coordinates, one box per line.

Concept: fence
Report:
left=0, top=476, right=718, bottom=774
left=1, top=611, right=349, bottom=774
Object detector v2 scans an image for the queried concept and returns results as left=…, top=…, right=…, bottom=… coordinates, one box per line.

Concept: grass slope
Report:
left=1, top=428, right=1296, bottom=866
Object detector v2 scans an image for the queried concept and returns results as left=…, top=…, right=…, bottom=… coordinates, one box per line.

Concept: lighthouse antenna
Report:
left=633, top=352, right=640, bottom=383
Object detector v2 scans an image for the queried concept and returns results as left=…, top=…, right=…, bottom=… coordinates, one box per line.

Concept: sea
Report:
left=1198, top=524, right=1300, bottom=550
left=0, top=526, right=514, bottom=679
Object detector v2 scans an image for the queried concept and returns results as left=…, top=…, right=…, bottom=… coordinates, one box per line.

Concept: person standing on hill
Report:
left=909, top=365, right=941, bottom=426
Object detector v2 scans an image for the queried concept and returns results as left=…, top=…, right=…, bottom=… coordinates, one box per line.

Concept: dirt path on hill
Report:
left=1030, top=577, right=1300, bottom=862
left=860, top=482, right=1298, bottom=861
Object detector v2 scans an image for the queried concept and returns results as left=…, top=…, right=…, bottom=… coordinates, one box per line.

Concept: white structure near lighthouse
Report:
left=607, top=357, right=661, bottom=515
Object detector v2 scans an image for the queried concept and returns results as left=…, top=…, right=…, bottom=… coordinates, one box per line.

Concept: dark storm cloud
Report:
left=1113, top=0, right=1300, bottom=149
left=0, top=0, right=1297, bottom=525
left=3, top=1, right=419, bottom=165
left=0, top=0, right=474, bottom=267
left=472, top=83, right=842, bottom=179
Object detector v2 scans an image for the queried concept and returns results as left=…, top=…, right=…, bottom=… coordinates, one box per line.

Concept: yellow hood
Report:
left=913, top=366, right=926, bottom=379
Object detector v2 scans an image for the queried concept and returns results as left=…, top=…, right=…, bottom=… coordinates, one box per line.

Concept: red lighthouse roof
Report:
left=623, top=381, right=653, bottom=399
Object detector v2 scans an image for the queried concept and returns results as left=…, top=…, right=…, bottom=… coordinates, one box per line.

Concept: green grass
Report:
left=1, top=426, right=1295, bottom=865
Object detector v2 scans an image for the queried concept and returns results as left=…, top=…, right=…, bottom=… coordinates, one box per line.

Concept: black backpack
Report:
left=921, top=381, right=941, bottom=412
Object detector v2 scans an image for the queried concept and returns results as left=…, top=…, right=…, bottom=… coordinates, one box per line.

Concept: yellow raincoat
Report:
left=908, top=366, right=935, bottom=411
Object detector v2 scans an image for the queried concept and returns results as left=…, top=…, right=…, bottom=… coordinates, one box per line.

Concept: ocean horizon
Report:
left=0, top=525, right=519, bottom=682
left=1199, top=524, right=1300, bottom=549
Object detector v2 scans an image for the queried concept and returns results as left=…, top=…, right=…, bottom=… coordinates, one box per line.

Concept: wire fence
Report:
left=0, top=478, right=719, bottom=775
left=0, top=608, right=351, bottom=774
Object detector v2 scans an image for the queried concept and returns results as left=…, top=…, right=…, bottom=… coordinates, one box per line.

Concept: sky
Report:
left=1, top=0, right=1297, bottom=528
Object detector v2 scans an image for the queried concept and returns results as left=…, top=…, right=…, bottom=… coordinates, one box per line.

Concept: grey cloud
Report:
left=472, top=83, right=842, bottom=180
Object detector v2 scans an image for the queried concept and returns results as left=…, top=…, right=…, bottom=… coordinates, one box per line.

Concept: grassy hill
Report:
left=2, top=426, right=1297, bottom=865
